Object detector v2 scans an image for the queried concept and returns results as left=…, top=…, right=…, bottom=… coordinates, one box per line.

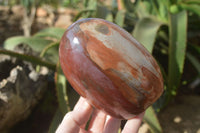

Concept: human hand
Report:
left=56, top=97, right=144, bottom=133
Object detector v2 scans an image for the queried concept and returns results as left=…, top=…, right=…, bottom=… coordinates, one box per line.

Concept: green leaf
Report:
left=0, top=49, right=56, bottom=70
left=136, top=1, right=151, bottom=18
left=149, top=0, right=160, bottom=16
left=34, top=27, right=66, bottom=39
left=115, top=10, right=125, bottom=27
left=73, top=9, right=95, bottom=21
left=55, top=63, right=71, bottom=114
left=189, top=44, right=200, bottom=54
left=85, top=0, right=97, bottom=10
left=186, top=53, right=200, bottom=74
left=84, top=0, right=97, bottom=18
left=36, top=42, right=59, bottom=71
left=105, top=13, right=113, bottom=22
left=40, top=42, right=60, bottom=64
left=121, top=0, right=136, bottom=12
left=133, top=17, right=163, bottom=53
left=179, top=3, right=200, bottom=16
left=4, top=36, right=52, bottom=52
left=43, top=46, right=59, bottom=64
left=168, top=10, right=187, bottom=99
left=184, top=0, right=200, bottom=4
left=155, top=0, right=168, bottom=21
left=143, top=106, right=162, bottom=133
left=21, top=0, right=34, bottom=9
left=96, top=4, right=113, bottom=22
left=48, top=109, right=63, bottom=133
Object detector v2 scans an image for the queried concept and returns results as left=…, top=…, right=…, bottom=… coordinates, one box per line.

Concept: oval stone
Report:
left=59, top=18, right=163, bottom=119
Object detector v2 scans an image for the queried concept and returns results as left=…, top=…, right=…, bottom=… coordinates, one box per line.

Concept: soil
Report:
left=0, top=5, right=200, bottom=133
left=158, top=94, right=200, bottom=133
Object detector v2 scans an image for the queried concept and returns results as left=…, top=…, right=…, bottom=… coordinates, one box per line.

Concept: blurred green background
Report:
left=0, top=0, right=200, bottom=133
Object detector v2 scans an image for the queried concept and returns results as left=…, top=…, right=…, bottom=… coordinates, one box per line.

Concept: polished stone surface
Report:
left=59, top=18, right=163, bottom=119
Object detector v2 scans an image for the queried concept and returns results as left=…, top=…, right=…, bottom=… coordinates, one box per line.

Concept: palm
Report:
left=56, top=97, right=144, bottom=133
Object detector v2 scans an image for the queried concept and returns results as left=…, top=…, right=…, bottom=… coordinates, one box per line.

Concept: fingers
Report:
left=121, top=112, right=145, bottom=133
left=103, top=115, right=121, bottom=133
left=57, top=96, right=144, bottom=133
left=56, top=97, right=93, bottom=133
left=88, top=112, right=121, bottom=133
left=56, top=112, right=80, bottom=133
left=88, top=110, right=107, bottom=132
left=72, top=97, right=94, bottom=127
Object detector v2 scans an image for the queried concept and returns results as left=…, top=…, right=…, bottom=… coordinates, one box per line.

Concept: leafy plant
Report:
left=73, top=0, right=200, bottom=132
left=62, top=0, right=81, bottom=8
left=1, top=0, right=200, bottom=132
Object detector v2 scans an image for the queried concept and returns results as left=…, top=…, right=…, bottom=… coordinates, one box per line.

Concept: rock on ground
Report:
left=0, top=44, right=48, bottom=132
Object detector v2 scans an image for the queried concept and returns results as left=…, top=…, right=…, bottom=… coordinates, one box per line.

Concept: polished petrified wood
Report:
left=59, top=18, right=163, bottom=119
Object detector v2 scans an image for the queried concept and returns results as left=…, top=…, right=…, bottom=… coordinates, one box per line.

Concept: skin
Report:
left=56, top=97, right=144, bottom=133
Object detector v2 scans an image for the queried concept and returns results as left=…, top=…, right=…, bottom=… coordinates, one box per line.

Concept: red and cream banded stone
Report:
left=59, top=18, right=163, bottom=119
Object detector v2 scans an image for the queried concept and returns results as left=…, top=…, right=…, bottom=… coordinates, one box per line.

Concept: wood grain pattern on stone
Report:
left=59, top=18, right=164, bottom=119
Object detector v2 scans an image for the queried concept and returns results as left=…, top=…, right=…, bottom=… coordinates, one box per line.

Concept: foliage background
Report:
left=0, top=0, right=200, bottom=132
